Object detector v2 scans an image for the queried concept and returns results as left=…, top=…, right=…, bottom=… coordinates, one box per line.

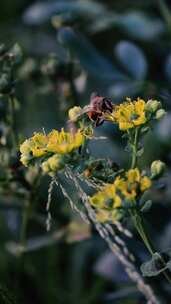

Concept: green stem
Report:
left=131, top=128, right=139, bottom=169
left=8, top=95, right=17, bottom=149
left=20, top=171, right=42, bottom=246
left=158, top=0, right=171, bottom=35
left=20, top=201, right=30, bottom=246
left=131, top=208, right=171, bottom=284
left=128, top=121, right=171, bottom=284
left=130, top=208, right=154, bottom=255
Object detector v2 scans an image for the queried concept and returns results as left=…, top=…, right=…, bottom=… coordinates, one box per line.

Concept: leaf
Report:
left=136, top=147, right=144, bottom=157
left=89, top=11, right=165, bottom=40
left=115, top=41, right=147, bottom=80
left=116, top=12, right=165, bottom=41
left=109, top=81, right=142, bottom=99
left=141, top=200, right=152, bottom=213
left=165, top=53, right=171, bottom=82
left=141, top=126, right=150, bottom=134
left=57, top=27, right=127, bottom=82
left=141, top=252, right=167, bottom=277
left=23, top=0, right=107, bottom=25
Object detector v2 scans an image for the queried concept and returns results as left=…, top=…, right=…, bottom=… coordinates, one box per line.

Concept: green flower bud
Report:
left=68, top=106, right=82, bottom=122
left=151, top=160, right=166, bottom=179
left=145, top=99, right=161, bottom=113
left=41, top=154, right=64, bottom=176
left=9, top=43, right=22, bottom=64
left=155, top=109, right=166, bottom=120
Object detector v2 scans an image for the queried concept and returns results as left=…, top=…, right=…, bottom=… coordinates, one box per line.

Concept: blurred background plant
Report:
left=1, top=0, right=171, bottom=303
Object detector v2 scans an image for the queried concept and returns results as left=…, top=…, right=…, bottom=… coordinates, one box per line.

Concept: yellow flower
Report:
left=90, top=183, right=122, bottom=223
left=96, top=209, right=120, bottom=223
left=127, top=168, right=151, bottom=193
left=116, top=168, right=151, bottom=200
left=90, top=183, right=121, bottom=210
left=41, top=154, right=64, bottom=176
left=89, top=168, right=152, bottom=223
left=20, top=139, right=32, bottom=166
left=126, top=168, right=140, bottom=183
left=31, top=133, right=48, bottom=157
left=47, top=128, right=84, bottom=154
left=20, top=134, right=48, bottom=166
left=20, top=128, right=84, bottom=167
left=140, top=176, right=152, bottom=191
left=112, top=98, right=147, bottom=130
left=115, top=176, right=137, bottom=200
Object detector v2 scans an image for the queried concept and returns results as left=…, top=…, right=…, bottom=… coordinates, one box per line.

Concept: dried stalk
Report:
left=62, top=167, right=159, bottom=304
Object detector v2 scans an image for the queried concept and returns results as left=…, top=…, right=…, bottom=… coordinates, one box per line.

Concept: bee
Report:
left=81, top=92, right=114, bottom=126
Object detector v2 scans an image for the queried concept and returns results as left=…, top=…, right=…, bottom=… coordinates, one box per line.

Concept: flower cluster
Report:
left=105, top=98, right=165, bottom=131
left=20, top=128, right=84, bottom=176
left=69, top=95, right=165, bottom=132
left=112, top=98, right=147, bottom=130
left=90, top=168, right=152, bottom=223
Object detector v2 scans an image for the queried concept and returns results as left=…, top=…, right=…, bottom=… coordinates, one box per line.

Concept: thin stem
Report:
left=20, top=201, right=30, bottom=246
left=131, top=128, right=139, bottom=169
left=8, top=95, right=17, bottom=149
left=69, top=64, right=79, bottom=106
left=131, top=208, right=171, bottom=284
left=158, top=0, right=171, bottom=35
left=20, top=171, right=42, bottom=245
left=130, top=208, right=154, bottom=255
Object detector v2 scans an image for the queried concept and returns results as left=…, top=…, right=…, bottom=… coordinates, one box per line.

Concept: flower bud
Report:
left=155, top=109, right=166, bottom=120
left=41, top=154, right=64, bottom=176
left=68, top=106, right=82, bottom=122
left=145, top=99, right=161, bottom=113
left=151, top=160, right=166, bottom=179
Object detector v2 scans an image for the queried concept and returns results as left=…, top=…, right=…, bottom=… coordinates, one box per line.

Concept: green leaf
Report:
left=57, top=27, right=127, bottom=82
left=141, top=200, right=152, bottom=213
left=90, top=11, right=165, bottom=41
left=136, top=147, right=144, bottom=157
left=23, top=0, right=107, bottom=25
left=165, top=53, right=171, bottom=82
left=116, top=12, right=164, bottom=41
left=141, top=252, right=167, bottom=277
left=109, top=81, right=143, bottom=99
left=140, top=126, right=150, bottom=134
left=115, top=41, right=148, bottom=80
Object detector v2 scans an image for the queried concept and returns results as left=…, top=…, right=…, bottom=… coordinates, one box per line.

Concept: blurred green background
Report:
left=1, top=0, right=171, bottom=303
